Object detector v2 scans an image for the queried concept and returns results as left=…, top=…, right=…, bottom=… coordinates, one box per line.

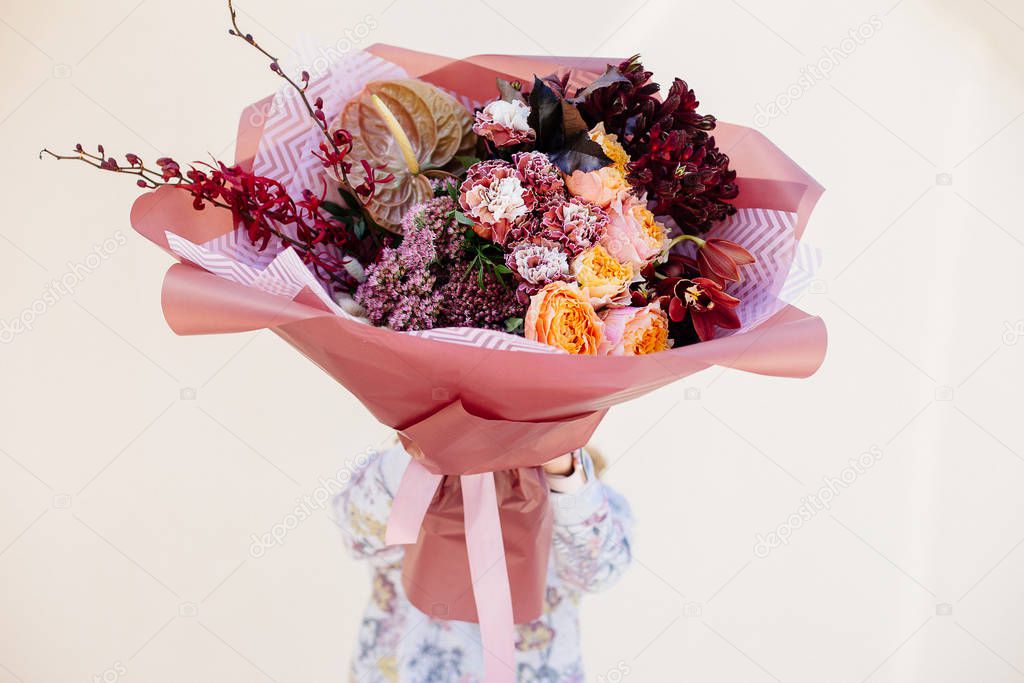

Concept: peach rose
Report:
left=564, top=166, right=630, bottom=209
left=525, top=282, right=604, bottom=355
left=572, top=244, right=634, bottom=307
left=599, top=304, right=671, bottom=356
left=563, top=125, right=632, bottom=208
left=600, top=197, right=667, bottom=268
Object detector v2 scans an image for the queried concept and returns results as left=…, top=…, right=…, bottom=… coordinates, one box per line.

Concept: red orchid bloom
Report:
left=696, top=238, right=755, bottom=286
left=658, top=276, right=741, bottom=341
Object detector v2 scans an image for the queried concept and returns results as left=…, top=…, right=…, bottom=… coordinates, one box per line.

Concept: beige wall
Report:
left=3, top=0, right=1024, bottom=681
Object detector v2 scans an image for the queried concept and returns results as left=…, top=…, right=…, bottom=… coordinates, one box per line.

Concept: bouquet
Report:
left=43, top=4, right=826, bottom=681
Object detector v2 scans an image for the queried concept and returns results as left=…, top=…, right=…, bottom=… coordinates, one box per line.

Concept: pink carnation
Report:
left=538, top=196, right=609, bottom=256
left=513, top=151, right=567, bottom=213
left=505, top=241, right=573, bottom=303
left=459, top=160, right=535, bottom=245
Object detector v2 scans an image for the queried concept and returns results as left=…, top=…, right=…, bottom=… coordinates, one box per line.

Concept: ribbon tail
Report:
left=462, top=472, right=516, bottom=683
left=385, top=460, right=442, bottom=546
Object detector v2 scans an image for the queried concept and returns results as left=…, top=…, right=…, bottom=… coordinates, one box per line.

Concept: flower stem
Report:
left=226, top=2, right=362, bottom=193
left=656, top=233, right=704, bottom=265
left=668, top=234, right=706, bottom=250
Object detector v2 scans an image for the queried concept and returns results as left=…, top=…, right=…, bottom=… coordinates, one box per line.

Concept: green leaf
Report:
left=445, top=181, right=461, bottom=203
left=504, top=317, right=524, bottom=334
left=353, top=218, right=366, bottom=240
left=336, top=186, right=362, bottom=210
left=492, top=263, right=512, bottom=275
left=455, top=155, right=481, bottom=170
left=321, top=200, right=356, bottom=219
left=453, top=211, right=476, bottom=227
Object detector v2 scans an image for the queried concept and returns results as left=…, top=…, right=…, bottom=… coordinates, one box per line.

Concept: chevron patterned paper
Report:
left=701, top=207, right=819, bottom=333
left=408, top=328, right=564, bottom=354
left=251, top=50, right=407, bottom=206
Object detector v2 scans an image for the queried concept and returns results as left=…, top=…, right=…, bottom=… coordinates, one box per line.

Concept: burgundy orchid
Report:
left=39, top=146, right=389, bottom=289
left=696, top=238, right=755, bottom=286
left=664, top=235, right=754, bottom=286
left=40, top=7, right=398, bottom=293
left=658, top=276, right=741, bottom=342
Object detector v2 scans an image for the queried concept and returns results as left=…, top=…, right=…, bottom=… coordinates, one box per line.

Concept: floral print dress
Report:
left=333, top=445, right=633, bottom=683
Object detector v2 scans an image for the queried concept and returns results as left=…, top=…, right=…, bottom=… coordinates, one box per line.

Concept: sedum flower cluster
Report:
left=355, top=195, right=524, bottom=331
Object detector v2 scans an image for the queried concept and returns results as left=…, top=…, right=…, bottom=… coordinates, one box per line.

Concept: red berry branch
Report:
left=40, top=145, right=363, bottom=288
left=39, top=1, right=400, bottom=292
left=225, top=0, right=391, bottom=205
left=40, top=145, right=180, bottom=191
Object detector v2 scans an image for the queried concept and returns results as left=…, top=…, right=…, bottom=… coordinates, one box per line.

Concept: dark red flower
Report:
left=658, top=276, right=740, bottom=341
left=314, top=128, right=355, bottom=174
left=577, top=56, right=738, bottom=233
left=43, top=140, right=391, bottom=293
left=630, top=288, right=651, bottom=307
left=352, top=159, right=393, bottom=199
left=156, top=157, right=182, bottom=180
left=696, top=238, right=755, bottom=286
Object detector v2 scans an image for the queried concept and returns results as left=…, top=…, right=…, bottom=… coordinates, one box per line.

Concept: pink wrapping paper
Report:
left=129, top=47, right=826, bottom=682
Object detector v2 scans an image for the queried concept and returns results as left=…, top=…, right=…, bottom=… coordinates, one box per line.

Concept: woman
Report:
left=333, top=442, right=633, bottom=682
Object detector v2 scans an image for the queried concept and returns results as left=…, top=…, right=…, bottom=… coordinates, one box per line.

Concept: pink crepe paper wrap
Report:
left=129, top=47, right=826, bottom=683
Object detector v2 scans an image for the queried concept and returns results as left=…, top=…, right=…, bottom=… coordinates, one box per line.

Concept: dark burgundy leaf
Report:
left=527, top=77, right=563, bottom=151
left=547, top=131, right=612, bottom=174
left=567, top=65, right=630, bottom=104
left=496, top=78, right=526, bottom=104
left=561, top=100, right=589, bottom=138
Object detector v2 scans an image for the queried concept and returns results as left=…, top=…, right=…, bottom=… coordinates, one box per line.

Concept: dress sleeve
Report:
left=331, top=445, right=410, bottom=566
left=548, top=451, right=634, bottom=593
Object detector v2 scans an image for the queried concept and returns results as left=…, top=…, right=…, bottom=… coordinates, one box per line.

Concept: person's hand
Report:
left=399, top=435, right=576, bottom=477
left=542, top=452, right=575, bottom=476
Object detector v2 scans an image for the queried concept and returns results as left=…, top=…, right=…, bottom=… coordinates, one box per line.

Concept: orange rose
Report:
left=525, top=282, right=605, bottom=355
left=572, top=244, right=634, bottom=307
left=599, top=304, right=671, bottom=356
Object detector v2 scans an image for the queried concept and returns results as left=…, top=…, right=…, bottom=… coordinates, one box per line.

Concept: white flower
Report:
left=512, top=243, right=570, bottom=285
left=472, top=99, right=535, bottom=148
left=561, top=201, right=588, bottom=223
left=481, top=99, right=531, bottom=132
left=469, top=175, right=530, bottom=223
